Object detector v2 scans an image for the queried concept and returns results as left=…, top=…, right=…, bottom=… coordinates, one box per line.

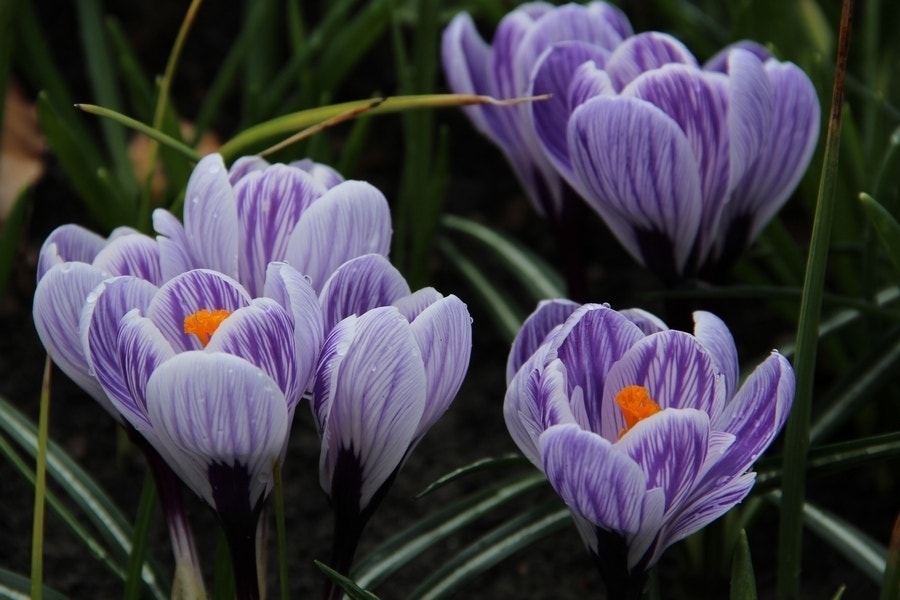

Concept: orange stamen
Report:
left=615, top=385, right=662, bottom=438
left=183, top=309, right=232, bottom=347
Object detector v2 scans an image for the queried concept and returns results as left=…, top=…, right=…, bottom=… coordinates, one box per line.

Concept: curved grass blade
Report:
left=860, top=192, right=900, bottom=274
left=352, top=473, right=546, bottom=590
left=441, top=214, right=566, bottom=301
left=30, top=357, right=51, bottom=600
left=0, top=396, right=168, bottom=599
left=315, top=562, right=380, bottom=600
left=406, top=501, right=570, bottom=600
left=731, top=530, right=758, bottom=600
left=123, top=473, right=157, bottom=600
left=0, top=568, right=70, bottom=600
left=416, top=454, right=527, bottom=498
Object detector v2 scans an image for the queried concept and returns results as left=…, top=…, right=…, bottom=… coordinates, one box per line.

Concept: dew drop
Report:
left=85, top=292, right=99, bottom=304
left=191, top=196, right=200, bottom=205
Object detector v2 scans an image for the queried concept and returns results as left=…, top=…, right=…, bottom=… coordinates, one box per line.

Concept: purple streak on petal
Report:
left=651, top=471, right=755, bottom=565
left=507, top=298, right=580, bottom=384
left=692, top=311, right=739, bottom=401
left=82, top=276, right=159, bottom=417
left=227, top=156, right=270, bottom=184
left=392, top=287, right=444, bottom=323
left=619, top=308, right=669, bottom=335
left=626, top=487, right=666, bottom=569
left=601, top=331, right=725, bottom=440
left=183, top=154, right=239, bottom=279
left=289, top=158, right=345, bottom=189
left=264, top=262, right=324, bottom=401
left=147, top=351, right=289, bottom=507
left=722, top=49, right=772, bottom=194
left=312, top=315, right=356, bottom=440
left=146, top=269, right=252, bottom=353
left=409, top=295, right=472, bottom=440
left=441, top=13, right=498, bottom=140
left=153, top=209, right=194, bottom=282
left=605, top=32, right=698, bottom=92
left=286, top=180, right=392, bottom=291
left=569, top=96, right=703, bottom=273
left=37, top=224, right=106, bottom=280
left=704, top=40, right=772, bottom=73
left=116, top=310, right=175, bottom=435
left=567, top=60, right=615, bottom=108
left=531, top=43, right=610, bottom=180
left=315, top=307, right=426, bottom=508
left=234, top=164, right=324, bottom=296
left=504, top=359, right=578, bottom=468
left=318, top=254, right=411, bottom=332
left=540, top=424, right=647, bottom=534
left=616, top=409, right=709, bottom=517
left=32, top=262, right=109, bottom=407
left=553, top=305, right=645, bottom=435
left=92, top=234, right=162, bottom=285
left=710, top=351, right=794, bottom=476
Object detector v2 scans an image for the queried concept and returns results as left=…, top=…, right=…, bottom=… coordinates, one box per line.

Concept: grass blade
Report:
left=30, top=357, right=51, bottom=600
left=0, top=568, right=70, bottom=600
left=730, top=530, right=758, bottom=600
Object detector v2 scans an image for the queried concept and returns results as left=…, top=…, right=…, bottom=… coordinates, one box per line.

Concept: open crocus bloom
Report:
left=529, top=35, right=820, bottom=280
left=442, top=1, right=632, bottom=218
left=153, top=153, right=392, bottom=295
left=505, top=301, right=794, bottom=588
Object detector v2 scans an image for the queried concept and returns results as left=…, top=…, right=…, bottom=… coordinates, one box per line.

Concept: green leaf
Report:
left=860, top=193, right=900, bottom=274
left=730, top=530, right=758, bottom=600
left=406, top=501, right=570, bottom=600
left=123, top=474, right=157, bottom=600
left=315, top=562, right=381, bottom=600
left=0, top=186, right=31, bottom=300
left=416, top=454, right=528, bottom=498
left=76, top=103, right=200, bottom=163
left=0, top=568, right=70, bottom=600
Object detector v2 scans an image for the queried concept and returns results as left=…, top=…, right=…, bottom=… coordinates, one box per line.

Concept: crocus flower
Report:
left=77, top=263, right=321, bottom=600
left=311, top=268, right=472, bottom=595
left=529, top=35, right=820, bottom=281
left=153, top=153, right=392, bottom=295
left=505, top=300, right=794, bottom=597
left=442, top=1, right=633, bottom=219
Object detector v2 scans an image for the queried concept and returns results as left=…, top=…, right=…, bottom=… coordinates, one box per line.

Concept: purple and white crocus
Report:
left=310, top=254, right=473, bottom=594
left=529, top=36, right=820, bottom=281
left=153, top=153, right=391, bottom=295
left=505, top=300, right=794, bottom=597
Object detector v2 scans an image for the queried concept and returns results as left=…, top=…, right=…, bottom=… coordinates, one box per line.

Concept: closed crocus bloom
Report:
left=312, top=290, right=472, bottom=597
left=153, top=153, right=392, bottom=295
left=80, top=264, right=322, bottom=600
left=442, top=2, right=632, bottom=219
left=505, top=302, right=794, bottom=597
left=530, top=34, right=820, bottom=281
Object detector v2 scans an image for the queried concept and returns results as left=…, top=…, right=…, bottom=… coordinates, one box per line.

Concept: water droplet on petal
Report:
left=85, top=292, right=98, bottom=304
left=191, top=196, right=200, bottom=205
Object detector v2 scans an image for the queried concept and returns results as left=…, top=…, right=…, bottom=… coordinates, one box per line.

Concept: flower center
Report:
left=615, top=385, right=662, bottom=438
left=183, top=309, right=232, bottom=347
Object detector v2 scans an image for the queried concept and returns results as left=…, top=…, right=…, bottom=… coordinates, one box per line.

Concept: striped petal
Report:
left=92, top=233, right=162, bottom=285
left=153, top=209, right=194, bottom=282
left=692, top=311, right=739, bottom=401
left=441, top=13, right=496, bottom=139
left=318, top=254, right=411, bottom=332
left=289, top=158, right=345, bottom=189
left=604, top=32, right=697, bottom=91
left=36, top=224, right=106, bottom=279
left=182, top=154, right=239, bottom=279
left=392, top=287, right=445, bottom=323
left=507, top=298, right=580, bottom=383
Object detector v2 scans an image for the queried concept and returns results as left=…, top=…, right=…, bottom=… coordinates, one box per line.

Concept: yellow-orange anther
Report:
left=183, top=309, right=232, bottom=347
left=615, top=385, right=662, bottom=438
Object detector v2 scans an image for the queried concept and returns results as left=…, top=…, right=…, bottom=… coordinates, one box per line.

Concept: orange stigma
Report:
left=183, top=309, right=232, bottom=346
left=615, top=385, right=662, bottom=438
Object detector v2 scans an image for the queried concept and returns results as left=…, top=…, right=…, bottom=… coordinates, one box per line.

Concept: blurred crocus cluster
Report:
left=33, top=154, right=472, bottom=599
left=443, top=1, right=820, bottom=282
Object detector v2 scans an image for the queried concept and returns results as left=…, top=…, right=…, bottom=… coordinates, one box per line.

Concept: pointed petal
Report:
left=153, top=209, right=194, bottom=281
left=206, top=298, right=299, bottom=405
left=616, top=409, right=709, bottom=517
left=626, top=487, right=666, bottom=569
left=147, top=351, right=289, bottom=507
left=285, top=181, right=392, bottom=290
left=441, top=13, right=496, bottom=138
left=234, top=165, right=324, bottom=296
left=704, top=40, right=772, bottom=73
left=82, top=276, right=160, bottom=418
left=692, top=311, right=739, bottom=401
left=37, top=224, right=106, bottom=279
left=146, top=269, right=252, bottom=353
left=507, top=298, right=580, bottom=383
left=182, top=154, right=239, bottom=279
left=318, top=254, right=411, bottom=332
left=409, top=295, right=472, bottom=439
left=32, top=263, right=109, bottom=406
left=315, top=307, right=426, bottom=508
left=569, top=95, right=703, bottom=274
left=227, top=156, right=270, bottom=184
left=619, top=308, right=668, bottom=335
left=601, top=330, right=725, bottom=440
left=722, top=49, right=772, bottom=194
left=92, top=233, right=162, bottom=285
left=604, top=32, right=698, bottom=91
left=264, top=262, right=323, bottom=398
left=392, top=287, right=444, bottom=322
left=540, top=424, right=647, bottom=534
left=289, top=158, right=345, bottom=189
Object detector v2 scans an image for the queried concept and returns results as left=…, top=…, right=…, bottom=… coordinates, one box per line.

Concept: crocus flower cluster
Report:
left=443, top=2, right=820, bottom=282
left=505, top=300, right=794, bottom=597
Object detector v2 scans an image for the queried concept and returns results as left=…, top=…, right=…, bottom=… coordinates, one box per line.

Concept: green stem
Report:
left=30, top=356, right=51, bottom=600
left=776, top=1, right=854, bottom=598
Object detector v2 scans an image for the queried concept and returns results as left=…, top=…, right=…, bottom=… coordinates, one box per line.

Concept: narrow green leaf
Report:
left=315, top=562, right=381, bottom=600
left=730, top=530, right=757, bottom=600
left=0, top=186, right=31, bottom=300
left=860, top=193, right=900, bottom=274
left=416, top=454, right=527, bottom=498
left=353, top=473, right=546, bottom=590
left=30, top=358, right=51, bottom=600
left=123, top=473, right=157, bottom=600
left=212, top=531, right=235, bottom=600
left=407, top=502, right=570, bottom=600
left=0, top=568, right=70, bottom=600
